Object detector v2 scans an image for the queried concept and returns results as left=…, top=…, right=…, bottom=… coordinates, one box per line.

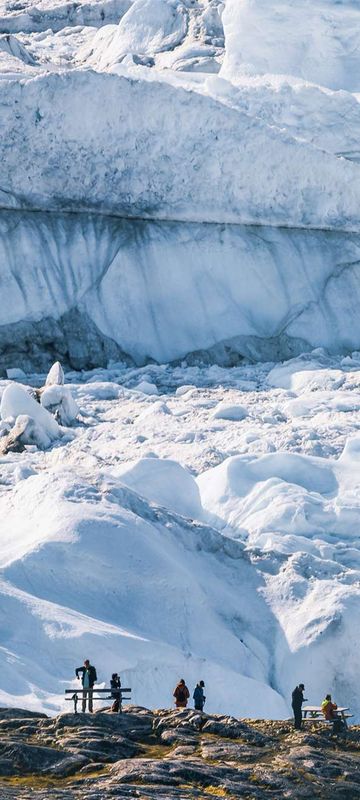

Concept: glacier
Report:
left=1, top=0, right=360, bottom=726
left=0, top=0, right=360, bottom=367
left=2, top=211, right=360, bottom=370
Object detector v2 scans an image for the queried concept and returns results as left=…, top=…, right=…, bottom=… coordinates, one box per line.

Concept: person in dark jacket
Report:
left=173, top=679, right=190, bottom=708
left=193, top=680, right=206, bottom=712
left=292, top=683, right=307, bottom=729
left=110, top=673, right=121, bottom=713
left=75, top=659, right=97, bottom=713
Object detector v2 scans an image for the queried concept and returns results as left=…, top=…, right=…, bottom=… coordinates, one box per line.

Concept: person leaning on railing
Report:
left=110, top=673, right=121, bottom=713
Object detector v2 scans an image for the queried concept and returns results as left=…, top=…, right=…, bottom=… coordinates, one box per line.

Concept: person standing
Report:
left=291, top=683, right=307, bottom=730
left=75, top=659, right=97, bottom=713
left=110, top=672, right=121, bottom=713
left=193, top=680, right=206, bottom=712
left=173, top=679, right=190, bottom=708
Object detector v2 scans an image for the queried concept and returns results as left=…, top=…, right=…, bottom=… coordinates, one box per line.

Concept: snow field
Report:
left=1, top=352, right=360, bottom=718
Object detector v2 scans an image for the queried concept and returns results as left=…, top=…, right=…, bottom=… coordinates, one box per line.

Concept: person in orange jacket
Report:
left=173, top=679, right=190, bottom=708
left=322, top=694, right=338, bottom=720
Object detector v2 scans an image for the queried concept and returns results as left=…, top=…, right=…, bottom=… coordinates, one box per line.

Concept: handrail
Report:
left=65, top=688, right=131, bottom=694
left=64, top=687, right=131, bottom=714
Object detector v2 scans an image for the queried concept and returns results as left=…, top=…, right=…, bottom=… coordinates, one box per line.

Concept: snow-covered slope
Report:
left=1, top=353, right=360, bottom=718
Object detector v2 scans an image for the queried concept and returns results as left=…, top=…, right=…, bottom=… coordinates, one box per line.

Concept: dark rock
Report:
left=0, top=741, right=86, bottom=776
left=201, top=736, right=269, bottom=762
left=0, top=708, right=359, bottom=799
left=0, top=708, right=48, bottom=720
left=201, top=715, right=272, bottom=745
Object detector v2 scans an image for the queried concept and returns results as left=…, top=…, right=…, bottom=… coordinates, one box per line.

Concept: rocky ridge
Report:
left=0, top=706, right=359, bottom=798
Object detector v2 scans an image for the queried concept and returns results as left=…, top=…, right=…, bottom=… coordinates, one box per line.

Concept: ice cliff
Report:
left=0, top=0, right=360, bottom=368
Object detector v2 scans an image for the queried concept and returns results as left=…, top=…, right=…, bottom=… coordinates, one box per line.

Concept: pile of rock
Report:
left=0, top=706, right=359, bottom=798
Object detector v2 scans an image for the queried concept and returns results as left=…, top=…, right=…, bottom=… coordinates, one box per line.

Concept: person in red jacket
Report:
left=322, top=694, right=338, bottom=720
left=173, top=679, right=190, bottom=708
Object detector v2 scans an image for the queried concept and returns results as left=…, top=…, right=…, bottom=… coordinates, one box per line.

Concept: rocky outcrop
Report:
left=0, top=706, right=359, bottom=798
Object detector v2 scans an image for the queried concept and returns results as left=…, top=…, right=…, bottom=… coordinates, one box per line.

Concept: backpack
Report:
left=176, top=686, right=186, bottom=703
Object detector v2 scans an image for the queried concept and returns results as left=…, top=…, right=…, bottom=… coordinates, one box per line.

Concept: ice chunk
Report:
left=40, top=385, right=79, bottom=425
left=45, top=361, right=64, bottom=386
left=135, top=381, right=159, bottom=395
left=6, top=368, right=26, bottom=380
left=1, top=384, right=60, bottom=444
left=82, top=0, right=188, bottom=69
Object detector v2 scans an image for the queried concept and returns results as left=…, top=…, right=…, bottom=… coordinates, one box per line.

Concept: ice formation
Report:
left=0, top=383, right=60, bottom=442
left=1, top=0, right=360, bottom=725
left=1, top=354, right=360, bottom=718
left=0, top=1, right=360, bottom=367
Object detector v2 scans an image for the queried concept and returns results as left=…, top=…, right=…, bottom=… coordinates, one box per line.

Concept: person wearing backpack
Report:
left=110, top=672, right=121, bottom=713
left=193, top=680, right=206, bottom=712
left=173, top=679, right=190, bottom=708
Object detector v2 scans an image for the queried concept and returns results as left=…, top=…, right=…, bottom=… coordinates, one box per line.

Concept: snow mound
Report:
left=197, top=450, right=337, bottom=537
left=114, top=457, right=203, bottom=519
left=0, top=466, right=288, bottom=718
left=221, top=0, right=360, bottom=92
left=212, top=402, right=248, bottom=421
left=284, top=391, right=360, bottom=420
left=0, top=383, right=60, bottom=445
left=83, top=0, right=188, bottom=69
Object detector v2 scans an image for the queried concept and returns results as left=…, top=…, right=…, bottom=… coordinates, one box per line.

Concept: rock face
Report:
left=0, top=706, right=360, bottom=799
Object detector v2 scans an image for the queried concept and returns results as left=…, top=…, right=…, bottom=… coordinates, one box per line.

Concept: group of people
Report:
left=75, top=663, right=342, bottom=728
left=292, top=683, right=343, bottom=732
left=75, top=661, right=121, bottom=713
left=75, top=661, right=206, bottom=714
left=173, top=679, right=206, bottom=712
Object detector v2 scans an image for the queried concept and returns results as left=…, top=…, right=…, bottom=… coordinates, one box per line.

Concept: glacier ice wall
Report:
left=1, top=0, right=360, bottom=368
left=1, top=69, right=360, bottom=230
left=2, top=210, right=360, bottom=370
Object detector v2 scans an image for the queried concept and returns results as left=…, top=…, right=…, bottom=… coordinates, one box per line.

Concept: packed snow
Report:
left=1, top=352, right=360, bottom=719
left=221, top=0, right=360, bottom=92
